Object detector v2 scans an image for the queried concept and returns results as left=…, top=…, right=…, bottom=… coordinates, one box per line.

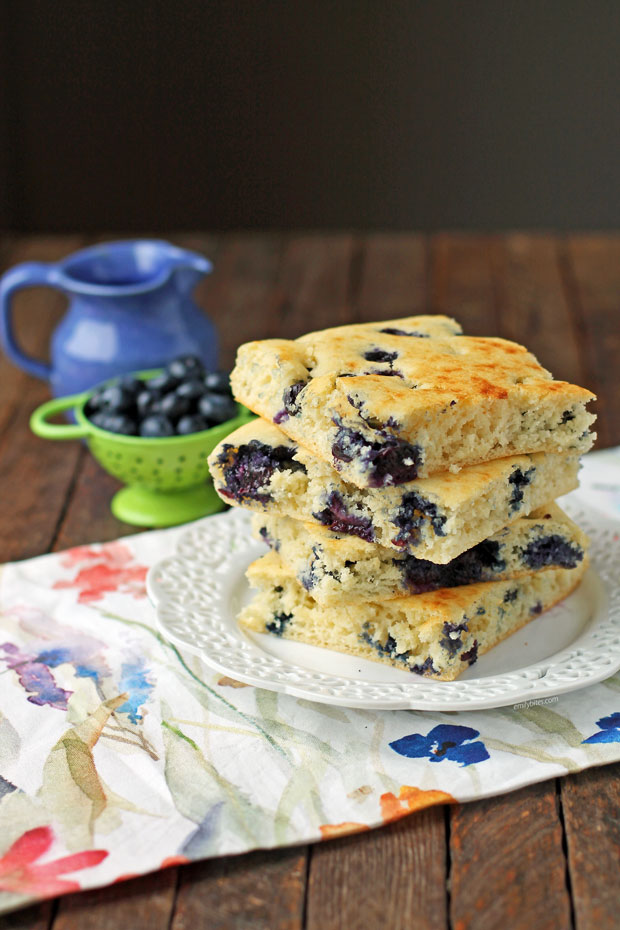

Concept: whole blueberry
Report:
left=136, top=389, right=160, bottom=417
left=198, top=393, right=237, bottom=424
left=176, top=414, right=210, bottom=435
left=159, top=391, right=191, bottom=421
left=146, top=372, right=179, bottom=394
left=85, top=400, right=100, bottom=418
left=86, top=389, right=107, bottom=412
left=98, top=413, right=137, bottom=435
left=139, top=415, right=175, bottom=438
left=203, top=370, right=232, bottom=394
left=114, top=374, right=142, bottom=396
left=167, top=355, right=205, bottom=380
left=88, top=411, right=109, bottom=429
left=176, top=379, right=207, bottom=402
left=98, top=385, right=136, bottom=412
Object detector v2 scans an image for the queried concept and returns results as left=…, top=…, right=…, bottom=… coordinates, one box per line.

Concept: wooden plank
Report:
left=0, top=901, right=53, bottom=930
left=52, top=452, right=131, bottom=549
left=171, top=848, right=306, bottom=930
left=306, top=811, right=448, bottom=930
left=0, top=236, right=135, bottom=926
left=302, top=232, right=446, bottom=930
left=39, top=238, right=188, bottom=927
left=277, top=234, right=357, bottom=337
left=536, top=238, right=620, bottom=924
left=562, top=234, right=620, bottom=449
left=0, top=236, right=22, bottom=437
left=0, top=236, right=87, bottom=561
left=490, top=233, right=586, bottom=385
left=152, top=231, right=309, bottom=929
left=429, top=233, right=498, bottom=336
left=52, top=870, right=176, bottom=930
left=0, top=406, right=83, bottom=560
left=8, top=230, right=620, bottom=930
left=356, top=233, right=427, bottom=321
left=441, top=234, right=573, bottom=929
left=559, top=238, right=620, bottom=929
left=193, top=232, right=283, bottom=368
left=51, top=232, right=311, bottom=926
left=357, top=233, right=428, bottom=322
left=0, top=237, right=166, bottom=927
left=449, top=783, right=571, bottom=930
left=171, top=231, right=365, bottom=926
left=560, top=763, right=620, bottom=930
left=0, top=235, right=85, bottom=925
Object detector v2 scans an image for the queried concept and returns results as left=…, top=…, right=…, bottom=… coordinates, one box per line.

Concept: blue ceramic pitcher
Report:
left=0, top=240, right=218, bottom=396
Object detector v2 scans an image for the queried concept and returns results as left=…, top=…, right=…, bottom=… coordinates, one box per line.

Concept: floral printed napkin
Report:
left=1, top=449, right=620, bottom=915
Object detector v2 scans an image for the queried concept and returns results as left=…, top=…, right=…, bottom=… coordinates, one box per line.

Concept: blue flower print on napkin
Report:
left=582, top=712, right=620, bottom=744
left=390, top=724, right=490, bottom=767
left=116, top=659, right=154, bottom=724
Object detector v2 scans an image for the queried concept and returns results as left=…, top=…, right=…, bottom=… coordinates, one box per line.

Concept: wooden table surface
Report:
left=0, top=232, right=619, bottom=930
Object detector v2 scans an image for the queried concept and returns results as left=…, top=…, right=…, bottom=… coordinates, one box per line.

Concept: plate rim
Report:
left=146, top=504, right=620, bottom=711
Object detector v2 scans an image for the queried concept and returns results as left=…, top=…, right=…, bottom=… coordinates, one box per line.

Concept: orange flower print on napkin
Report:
left=380, top=785, right=456, bottom=824
left=319, top=785, right=456, bottom=838
left=319, top=822, right=371, bottom=839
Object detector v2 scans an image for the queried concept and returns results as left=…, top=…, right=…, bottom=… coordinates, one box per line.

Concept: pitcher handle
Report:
left=0, top=261, right=62, bottom=380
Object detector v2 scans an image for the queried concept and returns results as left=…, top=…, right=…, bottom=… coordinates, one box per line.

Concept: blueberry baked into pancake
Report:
left=239, top=550, right=588, bottom=681
left=208, top=418, right=581, bottom=564
left=230, top=315, right=595, bottom=488
left=251, top=503, right=588, bottom=606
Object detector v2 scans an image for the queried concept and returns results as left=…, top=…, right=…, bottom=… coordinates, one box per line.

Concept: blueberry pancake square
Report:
left=239, top=550, right=587, bottom=681
left=230, top=315, right=595, bottom=489
left=208, top=418, right=581, bottom=564
left=252, top=503, right=588, bottom=606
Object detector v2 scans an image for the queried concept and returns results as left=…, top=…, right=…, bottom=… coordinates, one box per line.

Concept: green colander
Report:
left=30, top=371, right=254, bottom=528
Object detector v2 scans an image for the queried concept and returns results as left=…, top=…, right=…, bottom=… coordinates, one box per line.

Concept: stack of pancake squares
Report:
left=208, top=316, right=595, bottom=680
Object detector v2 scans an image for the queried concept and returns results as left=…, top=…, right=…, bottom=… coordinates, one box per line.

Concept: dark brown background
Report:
left=1, top=1, right=619, bottom=232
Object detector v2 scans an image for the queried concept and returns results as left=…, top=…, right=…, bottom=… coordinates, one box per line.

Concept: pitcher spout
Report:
left=161, top=244, right=213, bottom=292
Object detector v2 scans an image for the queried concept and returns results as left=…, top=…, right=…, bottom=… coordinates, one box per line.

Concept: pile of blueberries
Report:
left=84, top=356, right=238, bottom=437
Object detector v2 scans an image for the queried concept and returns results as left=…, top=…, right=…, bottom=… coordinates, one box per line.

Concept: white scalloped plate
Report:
left=147, top=504, right=620, bottom=710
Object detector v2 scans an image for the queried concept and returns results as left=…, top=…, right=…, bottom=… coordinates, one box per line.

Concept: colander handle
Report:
left=30, top=394, right=91, bottom=440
